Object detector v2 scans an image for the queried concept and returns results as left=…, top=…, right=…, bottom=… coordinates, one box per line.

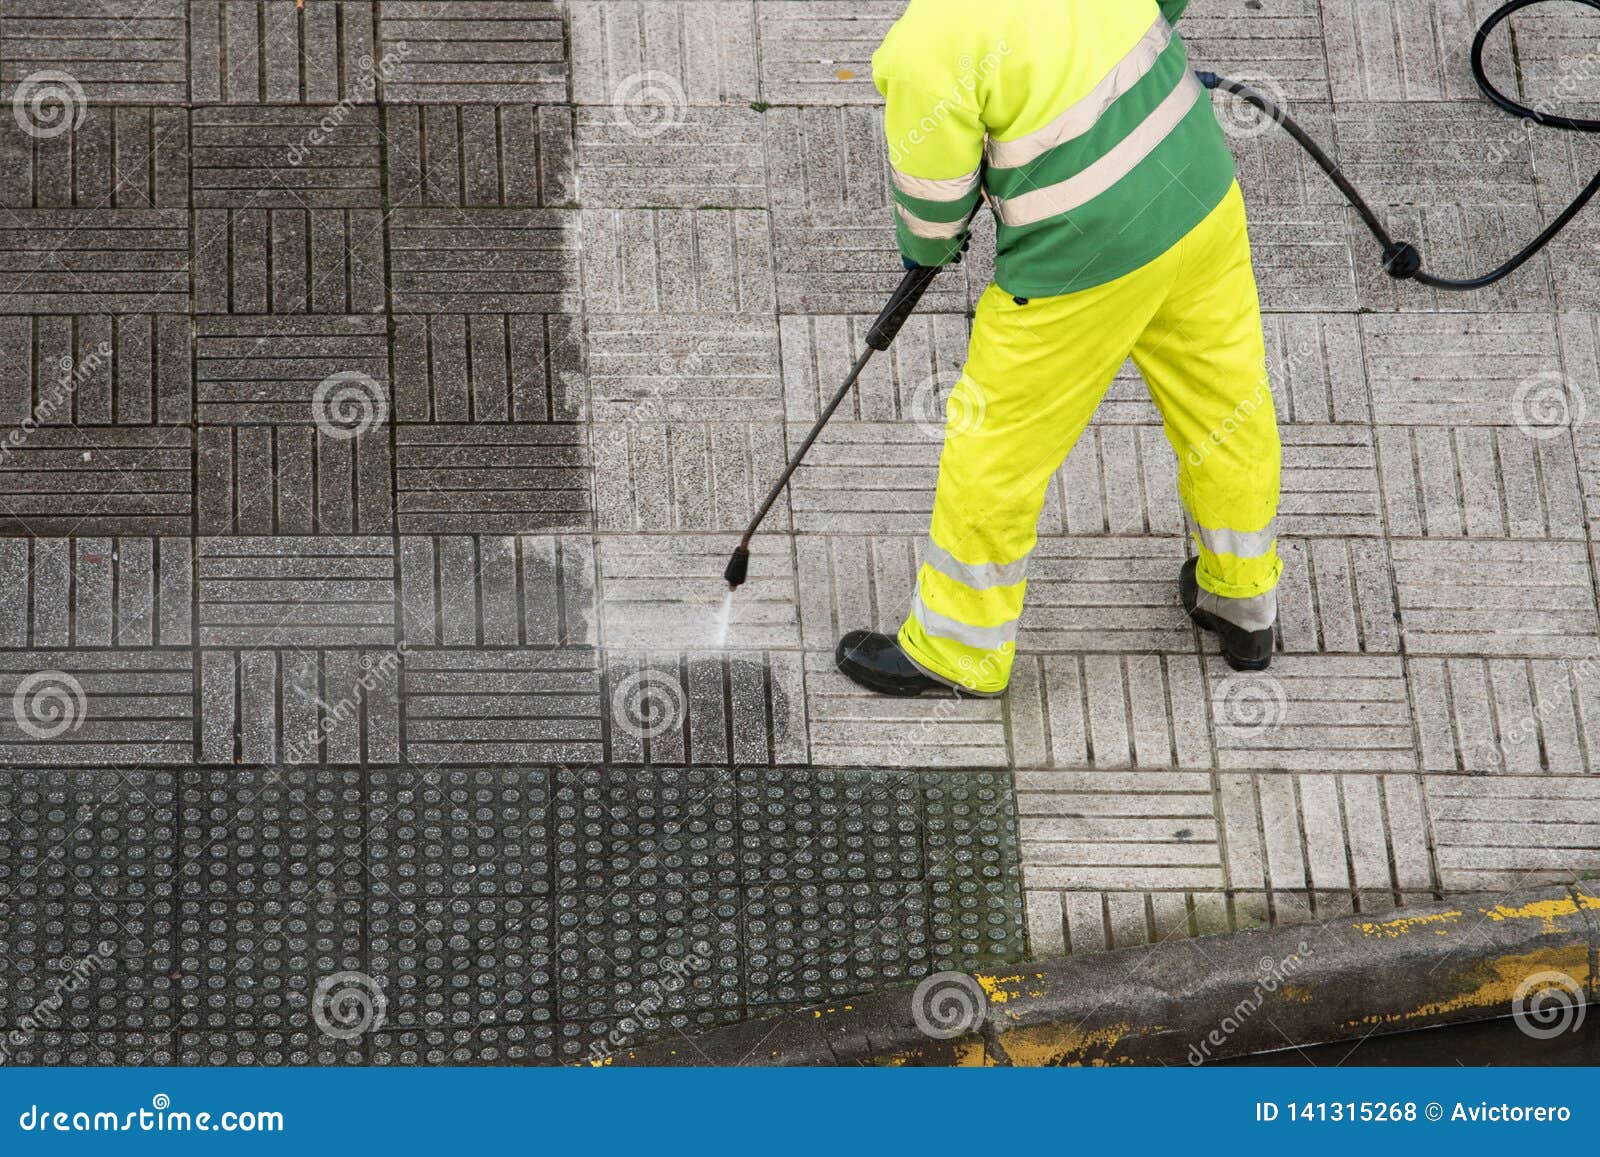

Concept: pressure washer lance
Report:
left=723, top=262, right=941, bottom=589
left=725, top=0, right=1600, bottom=590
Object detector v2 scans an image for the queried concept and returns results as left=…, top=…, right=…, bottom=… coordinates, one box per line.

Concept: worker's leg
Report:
left=897, top=267, right=1175, bottom=694
left=1132, top=181, right=1281, bottom=631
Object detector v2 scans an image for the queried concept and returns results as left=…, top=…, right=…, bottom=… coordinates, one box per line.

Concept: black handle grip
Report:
left=865, top=265, right=940, bottom=350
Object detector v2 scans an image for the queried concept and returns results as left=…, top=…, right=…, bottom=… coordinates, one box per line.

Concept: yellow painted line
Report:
left=1356, top=910, right=1463, bottom=938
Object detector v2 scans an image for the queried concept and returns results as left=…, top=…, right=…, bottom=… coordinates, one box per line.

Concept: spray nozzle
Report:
left=723, top=546, right=751, bottom=590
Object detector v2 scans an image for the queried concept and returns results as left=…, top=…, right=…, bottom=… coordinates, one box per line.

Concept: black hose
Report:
left=1200, top=0, right=1600, bottom=290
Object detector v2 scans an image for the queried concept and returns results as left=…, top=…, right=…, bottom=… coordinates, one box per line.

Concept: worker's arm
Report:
left=875, top=72, right=985, bottom=268
left=1158, top=0, right=1190, bottom=23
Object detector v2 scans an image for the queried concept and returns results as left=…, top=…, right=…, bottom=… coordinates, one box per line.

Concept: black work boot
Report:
left=1180, top=558, right=1275, bottom=672
left=835, top=630, right=949, bottom=697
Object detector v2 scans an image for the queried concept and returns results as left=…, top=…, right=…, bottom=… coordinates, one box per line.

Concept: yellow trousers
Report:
left=899, top=182, right=1281, bottom=694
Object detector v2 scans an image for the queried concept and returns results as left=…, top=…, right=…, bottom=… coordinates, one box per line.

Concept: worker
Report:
left=836, top=0, right=1282, bottom=698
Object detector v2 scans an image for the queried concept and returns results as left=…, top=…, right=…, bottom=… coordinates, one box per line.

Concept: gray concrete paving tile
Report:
left=0, top=651, right=193, bottom=765
left=179, top=1031, right=363, bottom=1066
left=588, top=313, right=782, bottom=423
left=1428, top=774, right=1600, bottom=891
left=198, top=426, right=394, bottom=535
left=399, top=534, right=597, bottom=649
left=602, top=652, right=807, bottom=766
left=578, top=106, right=764, bottom=209
left=1205, top=653, right=1417, bottom=770
left=1529, top=102, right=1600, bottom=212
left=198, top=648, right=401, bottom=765
left=0, top=209, right=190, bottom=314
left=774, top=213, right=967, bottom=315
left=0, top=427, right=192, bottom=537
left=1274, top=537, right=1401, bottom=653
left=1016, top=769, right=1223, bottom=893
left=400, top=648, right=605, bottom=764
left=1, top=0, right=188, bottom=105
left=0, top=898, right=175, bottom=1032
left=1218, top=771, right=1434, bottom=908
left=1411, top=656, right=1600, bottom=774
left=370, top=896, right=554, bottom=1028
left=754, top=2, right=899, bottom=106
left=378, top=2, right=569, bottom=104
left=580, top=208, right=773, bottom=313
left=1363, top=312, right=1564, bottom=424
left=1007, top=655, right=1214, bottom=770
left=0, top=538, right=192, bottom=647
left=394, top=423, right=592, bottom=534
left=595, top=534, right=799, bottom=650
left=0, top=315, right=191, bottom=426
left=1021, top=538, right=1197, bottom=655
left=1320, top=0, right=1514, bottom=103
left=1, top=1032, right=176, bottom=1067
left=765, top=105, right=890, bottom=213
left=801, top=652, right=1010, bottom=769
left=192, top=106, right=381, bottom=209
left=194, top=208, right=386, bottom=314
left=190, top=1, right=377, bottom=105
left=571, top=0, right=758, bottom=106
left=394, top=314, right=584, bottom=423
left=1350, top=204, right=1558, bottom=314
left=1023, top=886, right=1232, bottom=957
left=195, top=315, right=389, bottom=423
left=0, top=107, right=189, bottom=209
left=779, top=312, right=969, bottom=423
left=1241, top=211, right=1359, bottom=311
left=387, top=105, right=577, bottom=209
left=1184, top=0, right=1331, bottom=103
left=1230, top=103, right=1347, bottom=208
left=390, top=208, right=580, bottom=314
left=793, top=533, right=919, bottom=651
left=1544, top=216, right=1600, bottom=313
left=1264, top=313, right=1371, bottom=424
left=195, top=535, right=396, bottom=648
left=0, top=768, right=175, bottom=902
left=370, top=1026, right=556, bottom=1066
left=1390, top=538, right=1599, bottom=657
left=1377, top=426, right=1584, bottom=538
left=786, top=422, right=941, bottom=535
left=368, top=767, right=553, bottom=900
left=177, top=895, right=365, bottom=1031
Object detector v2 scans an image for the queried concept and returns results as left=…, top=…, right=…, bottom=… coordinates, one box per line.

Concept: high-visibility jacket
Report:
left=871, top=0, right=1235, bottom=299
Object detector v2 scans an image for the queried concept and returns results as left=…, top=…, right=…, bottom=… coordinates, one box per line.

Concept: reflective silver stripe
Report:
left=1195, top=586, right=1277, bottom=632
left=985, top=16, right=1174, bottom=169
left=891, top=165, right=981, bottom=203
left=987, top=69, right=1202, bottom=227
left=923, top=539, right=1029, bottom=590
left=1192, top=523, right=1277, bottom=559
left=911, top=590, right=1018, bottom=651
left=895, top=202, right=969, bottom=240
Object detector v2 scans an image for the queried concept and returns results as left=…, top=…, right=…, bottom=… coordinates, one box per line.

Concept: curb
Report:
left=610, top=883, right=1600, bottom=1066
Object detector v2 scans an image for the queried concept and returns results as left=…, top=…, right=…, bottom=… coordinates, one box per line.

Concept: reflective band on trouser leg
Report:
left=1188, top=520, right=1279, bottom=631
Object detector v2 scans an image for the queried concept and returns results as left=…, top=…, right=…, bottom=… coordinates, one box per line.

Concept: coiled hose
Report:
left=1198, top=0, right=1600, bottom=290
